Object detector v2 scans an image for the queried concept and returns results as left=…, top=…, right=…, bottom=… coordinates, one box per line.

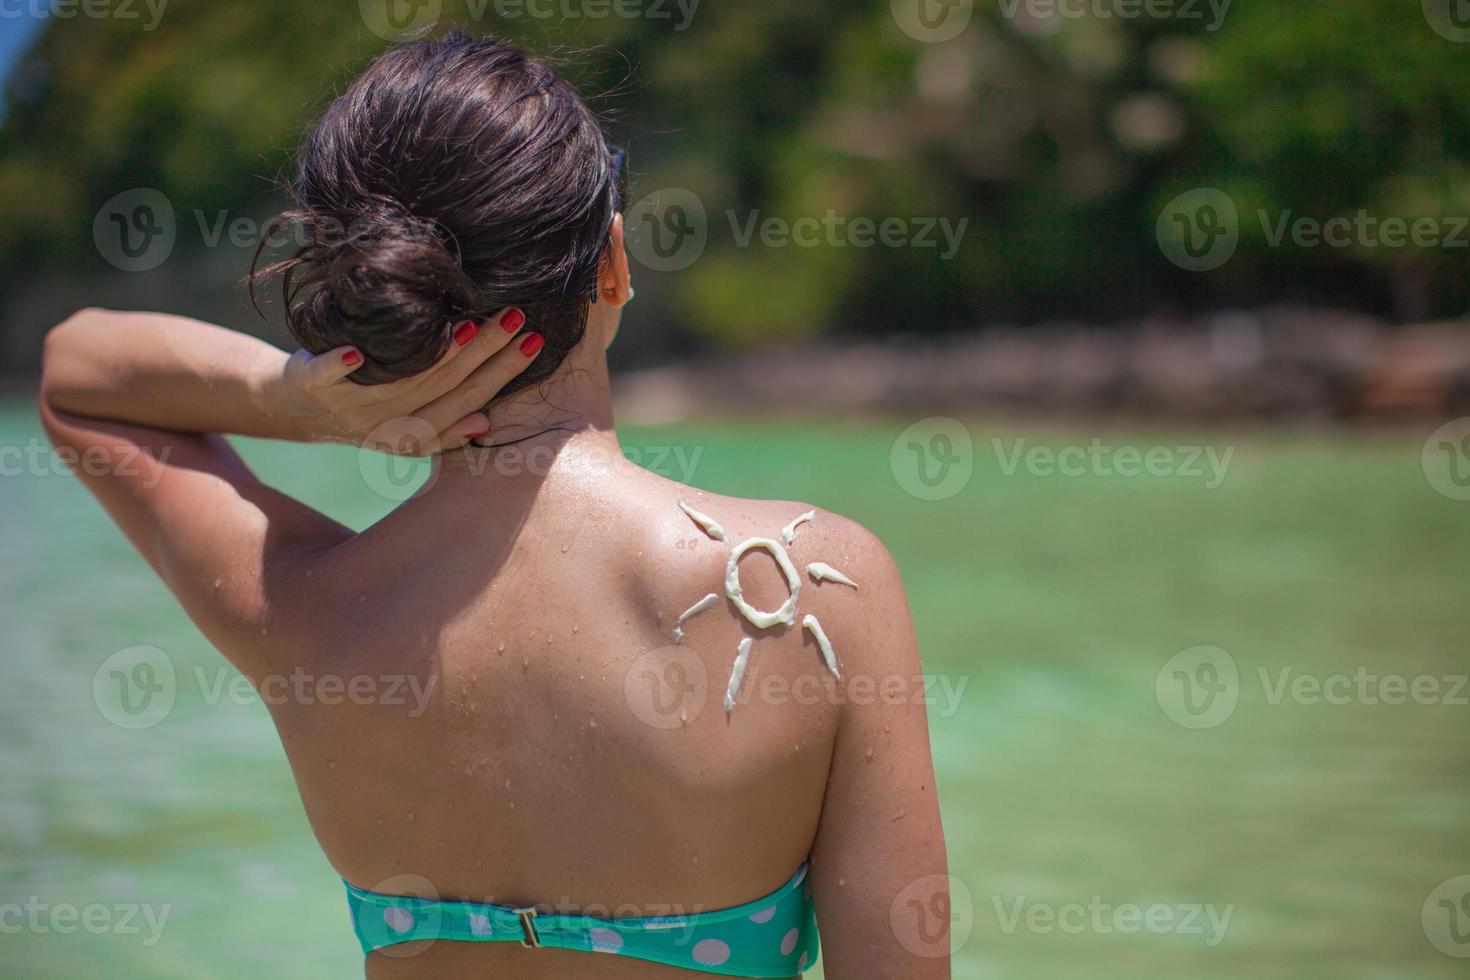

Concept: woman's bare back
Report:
left=255, top=437, right=875, bottom=977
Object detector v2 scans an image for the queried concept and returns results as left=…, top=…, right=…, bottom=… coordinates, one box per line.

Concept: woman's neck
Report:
left=430, top=333, right=621, bottom=490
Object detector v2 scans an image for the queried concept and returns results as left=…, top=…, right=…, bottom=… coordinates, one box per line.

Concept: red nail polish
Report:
left=501, top=308, right=525, bottom=333
left=519, top=332, right=544, bottom=357
left=341, top=350, right=362, bottom=366
left=453, top=321, right=479, bottom=347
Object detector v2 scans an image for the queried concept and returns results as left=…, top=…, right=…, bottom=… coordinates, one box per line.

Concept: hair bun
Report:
left=264, top=202, right=480, bottom=385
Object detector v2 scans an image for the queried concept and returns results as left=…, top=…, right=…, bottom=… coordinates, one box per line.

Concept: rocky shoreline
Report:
left=615, top=308, right=1470, bottom=424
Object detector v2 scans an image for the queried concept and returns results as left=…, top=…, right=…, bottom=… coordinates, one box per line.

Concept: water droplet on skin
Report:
left=212, top=579, right=222, bottom=590
left=327, top=759, right=338, bottom=769
left=572, top=624, right=579, bottom=633
left=893, top=810, right=907, bottom=822
left=407, top=812, right=416, bottom=822
left=497, top=642, right=506, bottom=654
left=865, top=747, right=876, bottom=762
left=692, top=854, right=699, bottom=865
left=838, top=878, right=846, bottom=887
left=588, top=717, right=598, bottom=729
left=375, top=818, right=384, bottom=827
left=522, top=659, right=529, bottom=670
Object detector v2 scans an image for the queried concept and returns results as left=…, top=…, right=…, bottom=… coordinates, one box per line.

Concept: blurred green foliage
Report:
left=2, top=0, right=1469, bottom=350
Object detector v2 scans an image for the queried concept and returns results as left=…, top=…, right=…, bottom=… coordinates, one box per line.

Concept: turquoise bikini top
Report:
left=344, top=861, right=819, bottom=978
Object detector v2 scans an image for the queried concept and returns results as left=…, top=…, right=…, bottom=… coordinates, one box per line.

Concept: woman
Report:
left=40, top=32, right=949, bottom=979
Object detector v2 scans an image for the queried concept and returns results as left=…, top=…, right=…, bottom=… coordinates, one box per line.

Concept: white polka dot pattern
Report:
left=693, top=938, right=732, bottom=965
left=588, top=926, right=624, bottom=953
left=383, top=907, right=414, bottom=934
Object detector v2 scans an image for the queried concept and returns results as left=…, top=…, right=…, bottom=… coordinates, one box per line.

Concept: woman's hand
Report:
left=271, top=307, right=542, bottom=455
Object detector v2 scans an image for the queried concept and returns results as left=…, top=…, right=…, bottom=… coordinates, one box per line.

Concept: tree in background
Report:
left=1, top=0, right=1467, bottom=371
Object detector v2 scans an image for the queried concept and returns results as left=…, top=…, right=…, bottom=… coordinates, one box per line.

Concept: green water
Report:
left=2, top=401, right=1467, bottom=978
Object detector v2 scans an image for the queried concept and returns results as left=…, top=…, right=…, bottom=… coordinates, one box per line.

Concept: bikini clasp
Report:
left=513, top=907, right=542, bottom=948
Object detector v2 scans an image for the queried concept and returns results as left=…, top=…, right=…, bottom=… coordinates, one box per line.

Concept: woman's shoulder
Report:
left=641, top=486, right=912, bottom=658
left=658, top=487, right=895, bottom=571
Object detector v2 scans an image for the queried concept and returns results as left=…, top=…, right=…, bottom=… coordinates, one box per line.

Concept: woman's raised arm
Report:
left=41, top=306, right=541, bottom=453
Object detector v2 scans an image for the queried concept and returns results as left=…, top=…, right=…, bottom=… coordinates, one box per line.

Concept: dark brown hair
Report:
left=253, top=32, right=624, bottom=396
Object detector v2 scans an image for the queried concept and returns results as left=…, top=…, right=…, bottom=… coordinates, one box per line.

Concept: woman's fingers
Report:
left=377, top=307, right=525, bottom=408
left=413, top=329, right=544, bottom=437
left=363, top=404, right=493, bottom=457
left=290, top=345, right=364, bottom=389
left=421, top=307, right=527, bottom=394
left=435, top=412, right=494, bottom=453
